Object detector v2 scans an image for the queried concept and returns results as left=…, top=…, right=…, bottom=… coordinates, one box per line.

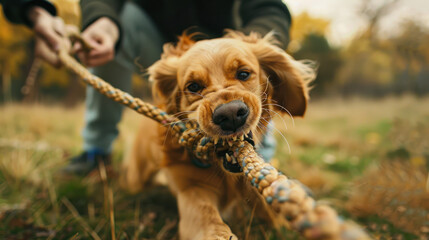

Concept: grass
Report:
left=0, top=95, right=428, bottom=239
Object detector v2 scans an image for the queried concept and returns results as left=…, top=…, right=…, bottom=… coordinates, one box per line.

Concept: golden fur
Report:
left=123, top=31, right=314, bottom=240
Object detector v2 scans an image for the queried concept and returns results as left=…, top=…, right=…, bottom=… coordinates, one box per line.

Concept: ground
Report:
left=0, top=96, right=428, bottom=239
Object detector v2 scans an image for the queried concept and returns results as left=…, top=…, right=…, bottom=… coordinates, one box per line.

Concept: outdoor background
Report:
left=0, top=0, right=428, bottom=239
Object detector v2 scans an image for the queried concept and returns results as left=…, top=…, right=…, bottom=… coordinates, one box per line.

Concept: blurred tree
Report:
left=288, top=12, right=330, bottom=53
left=293, top=33, right=342, bottom=96
left=358, top=0, right=400, bottom=41
left=389, top=20, right=429, bottom=95
left=337, top=19, right=429, bottom=97
left=334, top=0, right=429, bottom=97
left=288, top=12, right=341, bottom=96
left=0, top=5, right=33, bottom=102
left=336, top=37, right=394, bottom=97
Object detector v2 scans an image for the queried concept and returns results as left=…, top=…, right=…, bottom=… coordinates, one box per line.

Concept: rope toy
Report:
left=57, top=36, right=372, bottom=240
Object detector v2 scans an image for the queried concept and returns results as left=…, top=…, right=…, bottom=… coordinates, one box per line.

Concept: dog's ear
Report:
left=250, top=33, right=315, bottom=117
left=149, top=55, right=179, bottom=106
left=149, top=34, right=196, bottom=112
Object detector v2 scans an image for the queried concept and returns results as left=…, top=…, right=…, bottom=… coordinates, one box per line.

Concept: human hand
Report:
left=73, top=17, right=119, bottom=67
left=27, top=6, right=71, bottom=67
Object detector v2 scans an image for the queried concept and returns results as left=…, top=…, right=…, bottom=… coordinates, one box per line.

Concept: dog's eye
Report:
left=186, top=82, right=203, bottom=92
left=236, top=70, right=251, bottom=81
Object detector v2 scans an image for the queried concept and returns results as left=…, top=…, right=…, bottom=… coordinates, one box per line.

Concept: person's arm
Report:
left=74, top=0, right=124, bottom=67
left=80, top=0, right=124, bottom=33
left=239, top=0, right=292, bottom=49
left=1, top=0, right=56, bottom=26
left=80, top=0, right=124, bottom=51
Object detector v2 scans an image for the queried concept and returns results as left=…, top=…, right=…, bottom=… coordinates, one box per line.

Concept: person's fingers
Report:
left=37, top=28, right=62, bottom=52
left=35, top=38, right=62, bottom=68
left=76, top=35, right=115, bottom=66
left=65, top=25, right=80, bottom=36
left=76, top=50, right=104, bottom=66
left=85, top=43, right=113, bottom=58
left=63, top=38, right=72, bottom=53
left=33, top=20, right=62, bottom=52
left=72, top=41, right=82, bottom=54
left=85, top=52, right=114, bottom=67
left=77, top=49, right=114, bottom=67
left=76, top=22, right=117, bottom=67
left=52, top=18, right=73, bottom=52
left=53, top=17, right=66, bottom=37
left=76, top=51, right=88, bottom=65
left=81, top=33, right=104, bottom=48
left=30, top=7, right=72, bottom=53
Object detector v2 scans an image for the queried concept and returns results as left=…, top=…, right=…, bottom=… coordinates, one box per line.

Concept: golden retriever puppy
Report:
left=123, top=31, right=314, bottom=240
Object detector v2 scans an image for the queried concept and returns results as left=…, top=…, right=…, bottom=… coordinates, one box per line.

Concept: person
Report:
left=1, top=0, right=291, bottom=175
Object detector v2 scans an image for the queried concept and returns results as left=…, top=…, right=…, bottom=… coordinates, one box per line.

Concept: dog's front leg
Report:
left=177, top=187, right=237, bottom=240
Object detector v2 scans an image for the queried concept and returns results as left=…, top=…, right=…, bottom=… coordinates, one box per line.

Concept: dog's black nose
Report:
left=212, top=100, right=249, bottom=132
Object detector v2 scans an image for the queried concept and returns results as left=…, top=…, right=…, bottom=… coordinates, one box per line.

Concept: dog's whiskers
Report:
left=257, top=76, right=270, bottom=95
left=262, top=107, right=289, bottom=131
left=259, top=91, right=268, bottom=103
left=263, top=103, right=295, bottom=127
left=259, top=117, right=291, bottom=154
left=173, top=110, right=196, bottom=116
left=254, top=123, right=267, bottom=143
left=257, top=80, right=270, bottom=101
left=178, top=118, right=197, bottom=124
left=172, top=110, right=196, bottom=119
left=162, top=122, right=176, bottom=146
left=264, top=76, right=270, bottom=93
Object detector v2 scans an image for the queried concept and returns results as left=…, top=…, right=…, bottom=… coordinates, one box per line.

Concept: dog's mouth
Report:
left=215, top=131, right=254, bottom=173
left=190, top=97, right=261, bottom=173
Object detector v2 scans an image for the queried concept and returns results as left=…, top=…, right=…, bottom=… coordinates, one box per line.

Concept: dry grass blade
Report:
left=69, top=233, right=80, bottom=240
left=156, top=219, right=177, bottom=240
left=133, top=198, right=141, bottom=240
left=45, top=173, right=60, bottom=219
left=61, top=198, right=102, bottom=240
left=244, top=204, right=256, bottom=240
left=98, top=161, right=116, bottom=240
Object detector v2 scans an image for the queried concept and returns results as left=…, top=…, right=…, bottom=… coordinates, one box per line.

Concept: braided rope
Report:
left=59, top=50, right=186, bottom=135
left=58, top=48, right=371, bottom=240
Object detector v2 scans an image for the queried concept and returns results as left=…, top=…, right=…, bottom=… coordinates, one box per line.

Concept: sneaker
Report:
left=62, top=150, right=111, bottom=176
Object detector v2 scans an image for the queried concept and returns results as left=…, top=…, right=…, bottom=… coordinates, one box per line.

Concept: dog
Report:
left=123, top=31, right=314, bottom=239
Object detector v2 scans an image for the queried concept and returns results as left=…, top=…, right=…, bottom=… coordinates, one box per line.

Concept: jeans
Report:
left=81, top=2, right=276, bottom=161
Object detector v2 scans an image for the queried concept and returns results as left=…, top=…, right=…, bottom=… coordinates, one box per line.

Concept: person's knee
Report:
left=118, top=2, right=165, bottom=70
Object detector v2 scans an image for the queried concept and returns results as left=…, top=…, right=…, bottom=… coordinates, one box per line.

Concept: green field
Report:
left=0, top=96, right=428, bottom=239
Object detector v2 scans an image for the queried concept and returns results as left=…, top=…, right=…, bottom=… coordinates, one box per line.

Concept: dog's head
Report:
left=149, top=31, right=314, bottom=171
